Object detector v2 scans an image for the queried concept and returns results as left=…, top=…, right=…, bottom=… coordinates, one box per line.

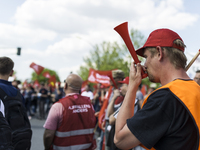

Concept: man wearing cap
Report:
left=107, top=77, right=145, bottom=150
left=108, top=77, right=140, bottom=124
left=114, top=28, right=200, bottom=150
left=43, top=74, right=96, bottom=150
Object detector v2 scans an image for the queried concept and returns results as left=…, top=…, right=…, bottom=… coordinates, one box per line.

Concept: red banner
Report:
left=49, top=75, right=56, bottom=88
left=81, top=80, right=88, bottom=93
left=141, top=84, right=147, bottom=96
left=33, top=80, right=40, bottom=88
left=98, top=86, right=113, bottom=129
left=30, top=62, right=44, bottom=75
left=43, top=71, right=51, bottom=78
left=88, top=68, right=111, bottom=87
left=23, top=80, right=28, bottom=88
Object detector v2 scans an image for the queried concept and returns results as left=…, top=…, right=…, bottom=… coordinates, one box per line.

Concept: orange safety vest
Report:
left=141, top=79, right=200, bottom=150
left=52, top=94, right=96, bottom=150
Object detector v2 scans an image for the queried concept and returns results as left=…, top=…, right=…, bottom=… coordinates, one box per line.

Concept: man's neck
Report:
left=65, top=90, right=79, bottom=95
left=0, top=75, right=9, bottom=81
left=160, top=67, right=190, bottom=86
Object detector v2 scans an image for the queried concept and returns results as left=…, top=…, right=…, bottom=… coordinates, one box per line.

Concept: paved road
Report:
left=30, top=116, right=100, bottom=150
left=30, top=117, right=46, bottom=150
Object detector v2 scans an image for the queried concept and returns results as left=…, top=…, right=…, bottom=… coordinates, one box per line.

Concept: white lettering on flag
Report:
left=88, top=71, right=96, bottom=82
left=33, top=65, right=39, bottom=71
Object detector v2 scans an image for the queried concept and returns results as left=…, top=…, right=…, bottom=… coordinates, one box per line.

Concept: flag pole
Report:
left=186, top=49, right=200, bottom=71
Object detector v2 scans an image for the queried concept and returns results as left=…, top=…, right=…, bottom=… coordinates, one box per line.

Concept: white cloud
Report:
left=0, top=23, right=56, bottom=48
left=44, top=36, right=92, bottom=55
left=14, top=0, right=198, bottom=32
left=0, top=0, right=198, bottom=82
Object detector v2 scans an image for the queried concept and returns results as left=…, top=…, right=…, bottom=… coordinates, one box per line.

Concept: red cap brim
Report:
left=136, top=47, right=145, bottom=57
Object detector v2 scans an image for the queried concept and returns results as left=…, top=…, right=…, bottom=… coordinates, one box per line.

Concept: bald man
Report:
left=43, top=74, right=96, bottom=150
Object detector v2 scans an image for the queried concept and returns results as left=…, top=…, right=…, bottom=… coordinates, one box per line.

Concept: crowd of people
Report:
left=12, top=81, right=65, bottom=121
left=0, top=27, right=200, bottom=150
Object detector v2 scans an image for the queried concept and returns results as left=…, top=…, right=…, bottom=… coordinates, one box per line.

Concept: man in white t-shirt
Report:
left=81, top=84, right=94, bottom=101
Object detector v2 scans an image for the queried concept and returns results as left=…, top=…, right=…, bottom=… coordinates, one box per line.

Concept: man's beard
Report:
left=147, top=71, right=155, bottom=83
left=148, top=71, right=160, bottom=83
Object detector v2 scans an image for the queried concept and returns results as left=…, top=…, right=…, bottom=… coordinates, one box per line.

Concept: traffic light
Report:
left=17, top=47, right=21, bottom=55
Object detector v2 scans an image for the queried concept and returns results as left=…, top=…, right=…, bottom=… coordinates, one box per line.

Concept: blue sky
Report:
left=0, top=0, right=199, bottom=82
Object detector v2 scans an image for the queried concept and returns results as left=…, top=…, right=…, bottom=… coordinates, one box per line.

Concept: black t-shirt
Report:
left=127, top=88, right=198, bottom=150
left=39, top=88, right=48, bottom=101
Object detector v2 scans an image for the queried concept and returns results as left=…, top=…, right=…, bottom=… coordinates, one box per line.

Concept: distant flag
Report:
left=49, top=75, right=56, bottom=88
left=33, top=80, right=40, bottom=88
left=87, top=68, right=111, bottom=87
left=107, top=70, right=118, bottom=89
left=81, top=80, right=88, bottom=93
left=42, top=71, right=51, bottom=78
left=23, top=80, right=28, bottom=88
left=30, top=62, right=44, bottom=75
left=98, top=86, right=113, bottom=129
left=141, top=84, right=147, bottom=96
left=93, top=84, right=98, bottom=96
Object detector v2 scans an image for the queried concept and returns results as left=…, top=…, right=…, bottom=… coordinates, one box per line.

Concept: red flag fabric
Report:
left=33, top=80, right=40, bottom=88
left=23, top=80, right=28, bottom=88
left=107, top=71, right=118, bottom=89
left=98, top=86, right=113, bottom=130
left=141, top=84, right=147, bottom=96
left=49, top=75, right=56, bottom=88
left=92, top=84, right=98, bottom=96
left=81, top=80, right=88, bottom=93
left=42, top=71, right=51, bottom=78
left=30, top=62, right=44, bottom=75
left=88, top=68, right=111, bottom=87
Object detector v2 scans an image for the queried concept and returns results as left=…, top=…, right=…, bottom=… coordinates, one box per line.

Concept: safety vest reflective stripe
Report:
left=53, top=143, right=92, bottom=150
left=55, top=128, right=94, bottom=137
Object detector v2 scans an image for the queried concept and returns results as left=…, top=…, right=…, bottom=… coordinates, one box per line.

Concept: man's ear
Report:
left=156, top=46, right=163, bottom=60
left=64, top=83, right=68, bottom=90
left=9, top=70, right=14, bottom=77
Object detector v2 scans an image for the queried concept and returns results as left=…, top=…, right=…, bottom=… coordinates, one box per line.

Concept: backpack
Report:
left=0, top=88, right=32, bottom=150
left=0, top=110, right=13, bottom=150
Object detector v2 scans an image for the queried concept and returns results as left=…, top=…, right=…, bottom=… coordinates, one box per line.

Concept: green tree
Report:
left=78, top=41, right=130, bottom=81
left=78, top=29, right=146, bottom=81
left=31, top=68, right=60, bottom=83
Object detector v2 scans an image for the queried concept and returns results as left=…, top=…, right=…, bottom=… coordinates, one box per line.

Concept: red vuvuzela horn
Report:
left=114, top=22, right=148, bottom=79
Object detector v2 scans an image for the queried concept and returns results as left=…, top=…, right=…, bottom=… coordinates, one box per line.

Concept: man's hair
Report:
left=196, top=70, right=200, bottom=73
left=0, top=57, right=14, bottom=75
left=148, top=39, right=187, bottom=69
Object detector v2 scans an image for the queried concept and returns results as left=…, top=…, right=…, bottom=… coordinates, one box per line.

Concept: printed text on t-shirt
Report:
left=68, top=104, right=91, bottom=113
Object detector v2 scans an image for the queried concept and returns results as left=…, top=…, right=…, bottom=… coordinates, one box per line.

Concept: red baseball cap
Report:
left=118, top=77, right=129, bottom=85
left=136, top=28, right=185, bottom=57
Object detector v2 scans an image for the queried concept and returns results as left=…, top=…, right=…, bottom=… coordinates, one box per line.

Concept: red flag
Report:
left=23, top=80, right=28, bottom=88
left=141, top=84, right=147, bottom=96
left=88, top=68, right=111, bottom=87
left=98, top=86, right=113, bottom=130
left=33, top=80, right=40, bottom=88
left=49, top=75, right=56, bottom=88
left=42, top=71, right=51, bottom=78
left=81, top=80, right=88, bottom=93
left=107, top=71, right=118, bottom=89
left=30, top=62, right=44, bottom=75
left=92, top=84, right=98, bottom=96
